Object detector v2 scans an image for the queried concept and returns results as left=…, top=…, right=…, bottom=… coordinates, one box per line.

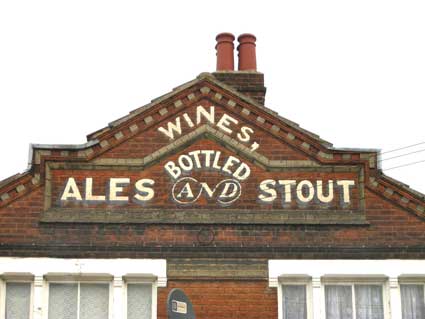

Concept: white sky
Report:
left=0, top=1, right=424, bottom=193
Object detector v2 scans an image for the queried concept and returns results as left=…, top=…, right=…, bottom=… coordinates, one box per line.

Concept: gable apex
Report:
left=87, top=72, right=332, bottom=149
left=1, top=49, right=424, bottom=219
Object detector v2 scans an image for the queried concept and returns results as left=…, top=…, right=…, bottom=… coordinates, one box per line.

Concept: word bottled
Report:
left=164, top=150, right=251, bottom=181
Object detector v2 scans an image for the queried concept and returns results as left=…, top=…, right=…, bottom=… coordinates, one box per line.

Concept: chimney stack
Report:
left=215, top=33, right=235, bottom=71
left=237, top=33, right=257, bottom=71
left=213, top=33, right=266, bottom=105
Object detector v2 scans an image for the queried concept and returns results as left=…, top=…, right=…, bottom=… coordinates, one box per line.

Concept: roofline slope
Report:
left=1, top=73, right=424, bottom=216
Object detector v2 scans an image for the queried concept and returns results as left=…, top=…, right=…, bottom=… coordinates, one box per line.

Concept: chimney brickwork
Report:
left=214, top=33, right=266, bottom=105
left=212, top=71, right=266, bottom=105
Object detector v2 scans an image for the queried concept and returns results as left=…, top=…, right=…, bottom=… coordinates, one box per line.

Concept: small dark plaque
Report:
left=167, top=288, right=196, bottom=319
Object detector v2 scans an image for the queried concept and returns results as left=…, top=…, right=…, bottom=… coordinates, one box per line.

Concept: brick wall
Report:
left=0, top=185, right=424, bottom=258
left=0, top=74, right=424, bottom=319
left=158, top=281, right=277, bottom=319
left=212, top=72, right=266, bottom=105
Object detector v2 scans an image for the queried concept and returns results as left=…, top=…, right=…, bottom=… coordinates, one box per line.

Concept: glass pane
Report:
left=401, top=285, right=425, bottom=319
left=80, top=283, right=109, bottom=319
left=282, top=285, right=307, bottom=319
left=355, top=285, right=384, bottom=319
left=48, top=283, right=78, bottom=319
left=127, top=284, right=152, bottom=319
left=5, top=283, right=31, bottom=319
left=325, top=285, right=353, bottom=319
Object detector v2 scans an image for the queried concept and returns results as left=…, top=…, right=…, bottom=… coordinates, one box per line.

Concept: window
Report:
left=269, top=260, right=425, bottom=319
left=0, top=258, right=166, bottom=319
left=127, top=283, right=153, bottom=319
left=48, top=282, right=110, bottom=319
left=5, top=282, right=32, bottom=319
left=400, top=284, right=425, bottom=319
left=324, top=284, right=384, bottom=319
left=282, top=285, right=307, bottom=319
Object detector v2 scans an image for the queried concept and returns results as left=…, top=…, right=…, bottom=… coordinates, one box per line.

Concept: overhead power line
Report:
left=385, top=159, right=425, bottom=171
left=381, top=141, right=425, bottom=155
left=379, top=148, right=425, bottom=162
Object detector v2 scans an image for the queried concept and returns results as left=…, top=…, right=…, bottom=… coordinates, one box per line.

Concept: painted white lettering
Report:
left=212, top=151, right=222, bottom=170
left=134, top=179, right=155, bottom=202
left=250, top=142, right=260, bottom=152
left=163, top=150, right=251, bottom=182
left=222, top=156, right=240, bottom=175
left=157, top=117, right=182, bottom=140
left=216, top=113, right=238, bottom=134
left=178, top=154, right=193, bottom=171
left=258, top=179, right=277, bottom=202
left=60, top=177, right=82, bottom=201
left=200, top=182, right=215, bottom=198
left=165, top=161, right=181, bottom=180
left=337, top=180, right=355, bottom=203
left=196, top=105, right=215, bottom=125
left=109, top=178, right=130, bottom=202
left=237, top=126, right=254, bottom=142
left=219, top=182, right=238, bottom=199
left=233, top=163, right=251, bottom=181
left=296, top=180, right=314, bottom=203
left=278, top=180, right=296, bottom=203
left=182, top=113, right=195, bottom=128
left=176, top=182, right=194, bottom=199
left=201, top=150, right=214, bottom=168
left=317, top=180, right=334, bottom=203
left=85, top=178, right=106, bottom=201
left=188, top=150, right=202, bottom=169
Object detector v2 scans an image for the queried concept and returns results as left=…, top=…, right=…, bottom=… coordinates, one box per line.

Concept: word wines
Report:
left=157, top=105, right=260, bottom=152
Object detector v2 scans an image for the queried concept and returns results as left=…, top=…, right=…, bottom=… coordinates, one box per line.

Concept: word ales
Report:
left=60, top=177, right=154, bottom=203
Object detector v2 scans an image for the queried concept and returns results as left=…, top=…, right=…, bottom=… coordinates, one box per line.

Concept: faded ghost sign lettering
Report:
left=164, top=150, right=251, bottom=181
left=60, top=177, right=155, bottom=203
left=157, top=105, right=260, bottom=152
left=257, top=179, right=355, bottom=206
left=164, top=150, right=250, bottom=205
left=57, top=108, right=357, bottom=210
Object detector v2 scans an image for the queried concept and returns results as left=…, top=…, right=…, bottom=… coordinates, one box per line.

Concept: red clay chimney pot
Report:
left=237, top=33, right=257, bottom=71
left=215, top=32, right=235, bottom=71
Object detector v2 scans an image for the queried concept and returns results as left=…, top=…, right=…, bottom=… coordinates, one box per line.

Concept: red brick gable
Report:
left=0, top=73, right=424, bottom=223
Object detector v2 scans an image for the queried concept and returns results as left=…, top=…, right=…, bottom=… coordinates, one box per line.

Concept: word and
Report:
left=157, top=105, right=260, bottom=152
left=172, top=177, right=241, bottom=205
left=258, top=179, right=355, bottom=205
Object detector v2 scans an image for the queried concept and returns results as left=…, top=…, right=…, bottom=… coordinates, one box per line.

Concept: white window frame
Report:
left=398, top=276, right=425, bottom=319
left=45, top=276, right=114, bottom=319
left=321, top=277, right=390, bottom=319
left=0, top=258, right=167, bottom=319
left=0, top=275, right=34, bottom=319
left=279, top=276, right=313, bottom=319
left=123, top=276, right=158, bottom=319
left=269, top=260, right=425, bottom=319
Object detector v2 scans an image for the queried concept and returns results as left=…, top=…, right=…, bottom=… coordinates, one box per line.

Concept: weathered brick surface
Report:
left=47, top=139, right=360, bottom=212
left=101, top=101, right=305, bottom=161
left=1, top=186, right=425, bottom=258
left=212, top=72, right=266, bottom=105
left=157, top=280, right=277, bottom=319
left=0, top=73, right=425, bottom=319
